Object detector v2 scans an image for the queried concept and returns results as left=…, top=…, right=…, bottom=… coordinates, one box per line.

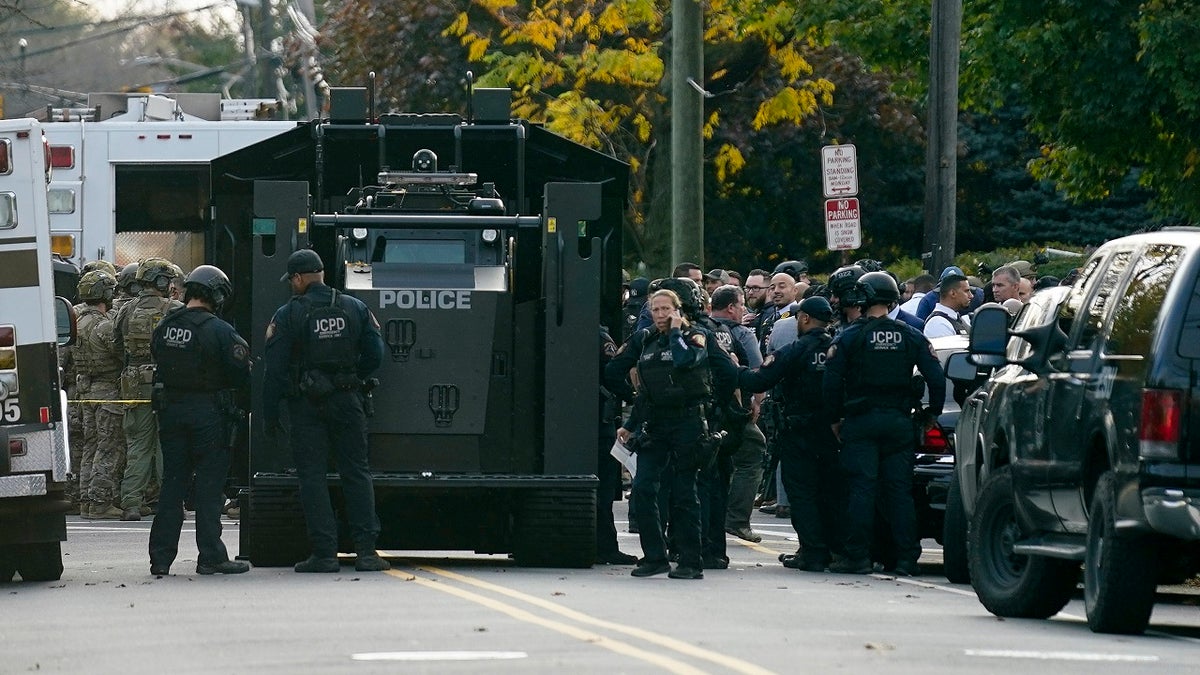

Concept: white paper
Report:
left=610, top=439, right=636, bottom=478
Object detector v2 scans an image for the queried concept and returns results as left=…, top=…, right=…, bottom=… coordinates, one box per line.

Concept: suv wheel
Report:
left=942, top=469, right=970, bottom=584
left=969, top=466, right=1078, bottom=618
left=1084, top=471, right=1157, bottom=634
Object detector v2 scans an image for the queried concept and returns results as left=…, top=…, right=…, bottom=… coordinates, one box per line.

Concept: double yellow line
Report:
left=387, top=564, right=777, bottom=675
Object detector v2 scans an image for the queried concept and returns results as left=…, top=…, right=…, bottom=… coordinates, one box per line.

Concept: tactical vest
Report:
left=779, top=330, right=831, bottom=416
left=925, top=309, right=969, bottom=335
left=844, top=317, right=917, bottom=410
left=636, top=330, right=711, bottom=409
left=121, top=294, right=178, bottom=366
left=75, top=306, right=122, bottom=376
left=697, top=315, right=734, bottom=358
left=153, top=310, right=221, bottom=391
left=295, top=289, right=360, bottom=373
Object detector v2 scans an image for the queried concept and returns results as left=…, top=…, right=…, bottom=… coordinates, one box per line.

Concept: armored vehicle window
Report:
left=381, top=238, right=467, bottom=264
left=1070, top=251, right=1130, bottom=352
left=1106, top=245, right=1182, bottom=360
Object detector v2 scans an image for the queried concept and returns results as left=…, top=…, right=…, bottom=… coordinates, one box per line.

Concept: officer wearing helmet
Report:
left=604, top=281, right=722, bottom=580
left=827, top=264, right=867, bottom=331
left=146, top=265, right=251, bottom=576
left=114, top=262, right=141, bottom=311
left=73, top=270, right=127, bottom=520
left=262, top=249, right=389, bottom=574
left=822, top=271, right=945, bottom=576
left=82, top=259, right=118, bottom=278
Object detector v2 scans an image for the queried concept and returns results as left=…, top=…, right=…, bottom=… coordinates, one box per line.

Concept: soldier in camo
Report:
left=114, top=257, right=183, bottom=521
left=114, top=262, right=140, bottom=313
left=74, top=270, right=128, bottom=519
left=63, top=260, right=119, bottom=513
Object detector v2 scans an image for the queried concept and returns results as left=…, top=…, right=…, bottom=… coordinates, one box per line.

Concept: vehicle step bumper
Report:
left=1142, top=487, right=1200, bottom=540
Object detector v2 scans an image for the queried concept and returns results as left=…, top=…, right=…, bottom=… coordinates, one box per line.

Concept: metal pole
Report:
left=670, top=0, right=704, bottom=267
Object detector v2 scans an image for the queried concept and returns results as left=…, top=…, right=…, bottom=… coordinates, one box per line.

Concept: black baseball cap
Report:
left=798, top=296, right=833, bottom=323
left=281, top=249, right=324, bottom=281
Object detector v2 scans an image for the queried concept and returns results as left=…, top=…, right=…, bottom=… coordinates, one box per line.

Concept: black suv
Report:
left=958, top=229, right=1200, bottom=635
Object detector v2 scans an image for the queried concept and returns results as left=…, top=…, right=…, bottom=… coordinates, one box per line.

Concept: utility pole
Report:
left=670, top=0, right=704, bottom=267
left=922, top=0, right=962, bottom=274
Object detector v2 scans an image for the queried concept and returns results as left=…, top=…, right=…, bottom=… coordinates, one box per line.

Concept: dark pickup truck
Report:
left=954, top=229, right=1200, bottom=635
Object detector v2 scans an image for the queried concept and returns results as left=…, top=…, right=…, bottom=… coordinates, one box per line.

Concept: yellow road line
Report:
left=728, top=536, right=781, bottom=556
left=418, top=564, right=778, bottom=675
left=385, top=569, right=708, bottom=675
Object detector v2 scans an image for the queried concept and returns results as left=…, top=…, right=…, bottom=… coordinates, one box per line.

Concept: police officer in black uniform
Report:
left=822, top=272, right=945, bottom=576
left=148, top=265, right=251, bottom=576
left=605, top=287, right=713, bottom=580
left=262, top=249, right=389, bottom=573
left=597, top=325, right=638, bottom=565
left=738, top=296, right=844, bottom=572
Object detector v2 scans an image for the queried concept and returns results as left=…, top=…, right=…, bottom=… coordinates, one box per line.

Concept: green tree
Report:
left=962, top=0, right=1200, bottom=220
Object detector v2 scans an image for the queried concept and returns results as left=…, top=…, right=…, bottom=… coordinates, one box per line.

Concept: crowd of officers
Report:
left=603, top=258, right=967, bottom=580
left=62, top=249, right=388, bottom=577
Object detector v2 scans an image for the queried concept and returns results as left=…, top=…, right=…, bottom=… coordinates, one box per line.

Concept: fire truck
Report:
left=0, top=118, right=76, bottom=582
left=41, top=92, right=296, bottom=271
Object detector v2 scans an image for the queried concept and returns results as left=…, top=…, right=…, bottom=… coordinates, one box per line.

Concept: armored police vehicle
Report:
left=210, top=86, right=627, bottom=567
left=0, top=119, right=76, bottom=582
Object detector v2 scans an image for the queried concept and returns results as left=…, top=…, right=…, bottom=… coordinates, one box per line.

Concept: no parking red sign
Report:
left=825, top=198, right=861, bottom=251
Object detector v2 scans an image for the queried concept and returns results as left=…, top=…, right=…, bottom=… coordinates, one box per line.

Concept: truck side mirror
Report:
left=54, top=296, right=76, bottom=347
left=969, top=305, right=1009, bottom=368
left=945, top=351, right=978, bottom=383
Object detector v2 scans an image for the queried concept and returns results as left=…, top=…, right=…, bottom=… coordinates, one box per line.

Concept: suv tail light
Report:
left=1140, top=388, right=1182, bottom=460
left=921, top=423, right=952, bottom=455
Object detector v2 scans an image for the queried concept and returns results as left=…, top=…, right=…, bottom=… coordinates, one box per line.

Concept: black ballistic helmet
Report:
left=828, top=265, right=866, bottom=297
left=773, top=259, right=808, bottom=279
left=184, top=264, right=233, bottom=309
left=117, top=262, right=140, bottom=294
left=650, top=276, right=705, bottom=318
left=857, top=271, right=900, bottom=306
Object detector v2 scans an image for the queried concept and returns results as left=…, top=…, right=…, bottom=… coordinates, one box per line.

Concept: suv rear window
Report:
left=1180, top=260, right=1200, bottom=359
left=1107, top=244, right=1184, bottom=359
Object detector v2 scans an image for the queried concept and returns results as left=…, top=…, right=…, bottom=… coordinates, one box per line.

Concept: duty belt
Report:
left=648, top=403, right=705, bottom=419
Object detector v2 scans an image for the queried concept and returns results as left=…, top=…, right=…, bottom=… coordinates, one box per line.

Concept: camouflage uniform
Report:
left=60, top=308, right=84, bottom=512
left=114, top=262, right=183, bottom=518
left=75, top=304, right=127, bottom=518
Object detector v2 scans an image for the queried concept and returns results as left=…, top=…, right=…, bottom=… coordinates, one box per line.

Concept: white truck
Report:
left=0, top=118, right=77, bottom=582
left=42, top=93, right=296, bottom=271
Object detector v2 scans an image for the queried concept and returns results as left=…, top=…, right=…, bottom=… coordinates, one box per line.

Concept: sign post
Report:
left=825, top=197, right=861, bottom=251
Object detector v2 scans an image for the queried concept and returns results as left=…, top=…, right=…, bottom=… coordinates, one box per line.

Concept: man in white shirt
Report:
left=923, top=267, right=973, bottom=338
left=900, top=274, right=935, bottom=315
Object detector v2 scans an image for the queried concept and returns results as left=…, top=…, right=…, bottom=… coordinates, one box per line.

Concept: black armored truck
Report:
left=208, top=86, right=628, bottom=568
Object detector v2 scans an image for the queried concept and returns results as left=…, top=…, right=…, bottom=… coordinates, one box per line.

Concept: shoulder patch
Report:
left=265, top=321, right=276, bottom=341
left=232, top=343, right=249, bottom=362
left=762, top=354, right=775, bottom=368
left=689, top=332, right=707, bottom=348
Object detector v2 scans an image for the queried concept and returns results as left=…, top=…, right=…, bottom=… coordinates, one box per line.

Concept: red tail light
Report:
left=922, top=424, right=951, bottom=454
left=1140, top=388, right=1182, bottom=459
left=9, top=438, right=26, bottom=457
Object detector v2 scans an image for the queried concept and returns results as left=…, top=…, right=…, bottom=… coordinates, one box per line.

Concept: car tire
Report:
left=0, top=544, right=18, bottom=583
left=942, top=470, right=970, bottom=584
left=1084, top=471, right=1157, bottom=635
left=16, top=541, right=63, bottom=582
left=969, top=466, right=1078, bottom=618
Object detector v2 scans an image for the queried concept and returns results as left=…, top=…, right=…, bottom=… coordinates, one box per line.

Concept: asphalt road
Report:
left=2, top=504, right=1198, bottom=674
